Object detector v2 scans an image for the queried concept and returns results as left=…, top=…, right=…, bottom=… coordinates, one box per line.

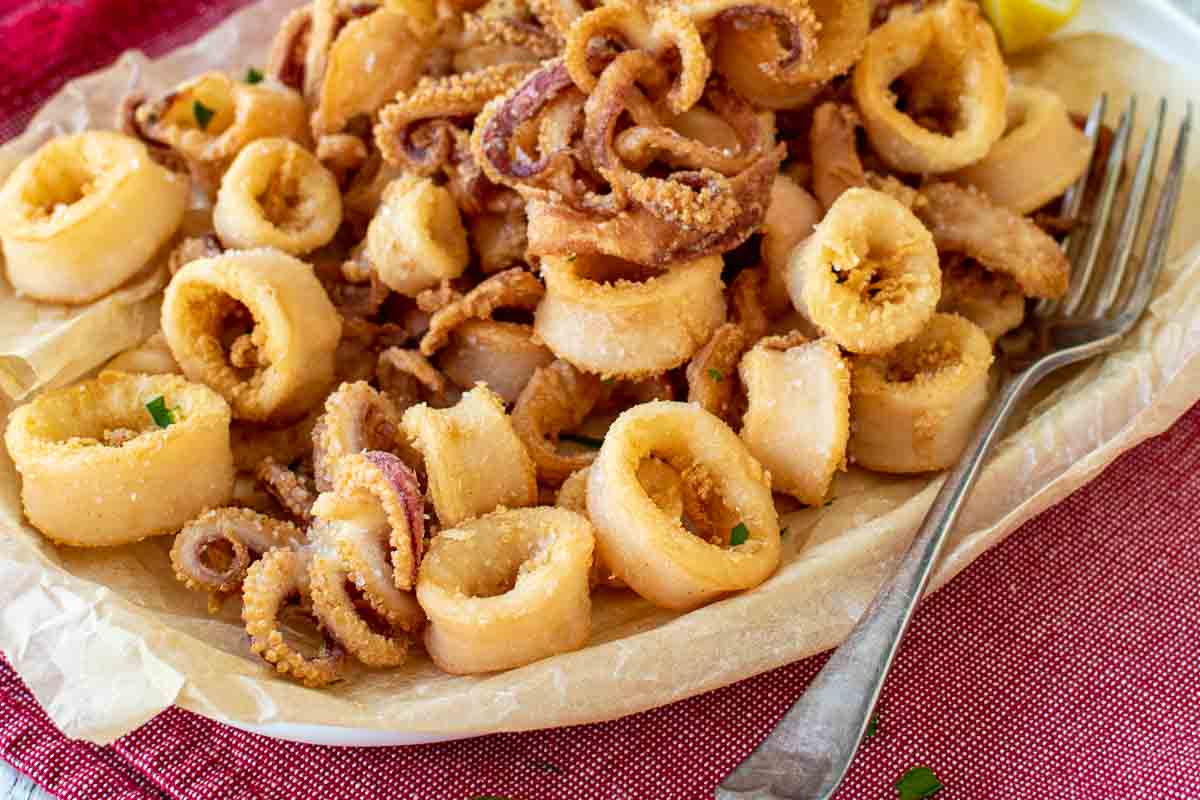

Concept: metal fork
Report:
left=716, top=95, right=1193, bottom=800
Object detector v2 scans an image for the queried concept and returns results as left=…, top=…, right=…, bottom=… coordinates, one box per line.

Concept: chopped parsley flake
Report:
left=707, top=368, right=724, bottom=382
left=729, top=522, right=750, bottom=547
left=560, top=433, right=604, bottom=449
left=896, top=766, right=943, bottom=799
left=193, top=100, right=215, bottom=130
left=825, top=498, right=835, bottom=507
left=146, top=396, right=175, bottom=428
left=245, top=67, right=264, bottom=84
left=865, top=712, right=879, bottom=738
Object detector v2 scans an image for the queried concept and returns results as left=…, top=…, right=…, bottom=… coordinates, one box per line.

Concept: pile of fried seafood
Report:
left=0, top=0, right=1092, bottom=686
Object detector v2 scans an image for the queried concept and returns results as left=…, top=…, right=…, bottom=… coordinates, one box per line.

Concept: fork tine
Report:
left=1059, top=97, right=1137, bottom=317
left=1119, top=102, right=1193, bottom=325
left=1089, top=98, right=1168, bottom=317
left=1038, top=93, right=1108, bottom=318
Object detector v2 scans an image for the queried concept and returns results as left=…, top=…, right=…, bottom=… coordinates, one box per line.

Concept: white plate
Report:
left=220, top=0, right=1200, bottom=747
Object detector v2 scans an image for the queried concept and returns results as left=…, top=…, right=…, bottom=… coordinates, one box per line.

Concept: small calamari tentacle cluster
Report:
left=171, top=507, right=304, bottom=595
left=311, top=381, right=406, bottom=492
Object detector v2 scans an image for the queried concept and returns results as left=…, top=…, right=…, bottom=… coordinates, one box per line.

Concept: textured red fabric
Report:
left=1, top=3, right=1199, bottom=799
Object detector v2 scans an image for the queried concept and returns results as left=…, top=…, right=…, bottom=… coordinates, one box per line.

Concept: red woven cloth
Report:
left=2, top=2, right=1199, bottom=799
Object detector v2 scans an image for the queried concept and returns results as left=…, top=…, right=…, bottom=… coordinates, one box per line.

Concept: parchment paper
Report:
left=0, top=0, right=1197, bottom=745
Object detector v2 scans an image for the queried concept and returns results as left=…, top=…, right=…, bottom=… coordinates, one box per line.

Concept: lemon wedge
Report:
left=981, top=0, right=1082, bottom=54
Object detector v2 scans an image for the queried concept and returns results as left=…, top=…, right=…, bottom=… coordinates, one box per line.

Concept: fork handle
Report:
left=716, top=368, right=1040, bottom=800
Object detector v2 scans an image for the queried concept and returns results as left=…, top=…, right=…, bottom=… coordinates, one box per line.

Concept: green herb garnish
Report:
left=193, top=100, right=215, bottom=130
left=245, top=67, right=264, bottom=84
left=707, top=368, right=724, bottom=382
left=865, top=712, right=879, bottom=738
left=730, top=521, right=750, bottom=547
left=780, top=527, right=789, bottom=538
left=560, top=433, right=604, bottom=449
left=896, top=766, right=942, bottom=799
left=824, top=498, right=835, bottom=507
left=146, top=396, right=175, bottom=428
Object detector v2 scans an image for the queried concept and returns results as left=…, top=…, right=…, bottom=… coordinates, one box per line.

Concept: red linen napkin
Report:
left=2, top=3, right=1199, bottom=799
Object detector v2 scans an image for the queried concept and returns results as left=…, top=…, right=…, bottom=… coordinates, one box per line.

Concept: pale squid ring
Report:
left=851, top=0, right=1008, bottom=174
left=586, top=401, right=780, bottom=611
left=364, top=175, right=470, bottom=296
left=213, top=138, right=342, bottom=255
left=849, top=313, right=993, bottom=474
left=4, top=371, right=234, bottom=547
left=0, top=131, right=188, bottom=304
left=416, top=506, right=595, bottom=674
left=162, top=250, right=342, bottom=423
left=534, top=253, right=726, bottom=379
left=786, top=187, right=940, bottom=355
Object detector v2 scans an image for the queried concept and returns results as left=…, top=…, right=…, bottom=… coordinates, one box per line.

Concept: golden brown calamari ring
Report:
left=213, top=138, right=342, bottom=255
left=0, top=131, right=188, bottom=304
left=512, top=360, right=605, bottom=485
left=714, top=0, right=870, bottom=109
left=162, top=250, right=342, bottom=423
left=915, top=182, right=1069, bottom=299
left=849, top=313, right=993, bottom=473
left=534, top=254, right=726, bottom=379
left=243, top=547, right=347, bottom=687
left=132, top=72, right=309, bottom=187
left=311, top=381, right=406, bottom=492
left=586, top=401, right=780, bottom=610
left=852, top=0, right=1007, bottom=174
left=364, top=175, right=469, bottom=296
left=436, top=320, right=556, bottom=405
left=950, top=85, right=1092, bottom=214
left=401, top=385, right=538, bottom=528
left=760, top=173, right=823, bottom=317
left=5, top=371, right=233, bottom=547
left=171, top=507, right=303, bottom=594
left=417, top=506, right=594, bottom=674
left=739, top=336, right=850, bottom=506
left=104, top=332, right=183, bottom=376
left=786, top=187, right=941, bottom=355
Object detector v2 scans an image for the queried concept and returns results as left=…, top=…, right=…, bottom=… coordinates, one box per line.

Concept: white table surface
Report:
left=3, top=0, right=1199, bottom=797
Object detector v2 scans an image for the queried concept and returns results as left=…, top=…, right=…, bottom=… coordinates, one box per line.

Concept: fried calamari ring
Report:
left=938, top=255, right=1026, bottom=341
left=417, top=506, right=594, bottom=673
left=852, top=0, right=1007, bottom=174
left=401, top=385, right=538, bottom=527
left=849, top=313, right=993, bottom=473
left=213, top=138, right=342, bottom=255
left=162, top=250, right=342, bottom=423
left=311, top=381, right=405, bottom=492
left=171, top=507, right=303, bottom=594
left=915, top=182, right=1069, bottom=299
left=375, top=63, right=535, bottom=174
left=564, top=1, right=710, bottom=114
left=364, top=176, right=470, bottom=296
left=534, top=254, right=726, bottom=378
left=420, top=268, right=545, bottom=355
left=810, top=102, right=867, bottom=212
left=132, top=72, right=309, bottom=187
left=787, top=187, right=940, bottom=354
left=512, top=360, right=604, bottom=485
left=0, top=131, right=188, bottom=304
left=310, top=6, right=435, bottom=135
left=5, top=371, right=233, bottom=547
left=739, top=336, right=850, bottom=505
left=714, top=0, right=869, bottom=109
left=436, top=320, right=556, bottom=404
left=104, top=332, right=183, bottom=376
left=760, top=173, right=822, bottom=316
left=243, top=547, right=347, bottom=687
left=586, top=401, right=780, bottom=610
left=950, top=85, right=1091, bottom=214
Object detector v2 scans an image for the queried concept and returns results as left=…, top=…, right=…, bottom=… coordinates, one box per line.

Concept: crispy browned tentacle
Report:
left=512, top=360, right=605, bottom=485
left=171, top=507, right=304, bottom=594
left=685, top=323, right=749, bottom=422
left=377, top=347, right=453, bottom=412
left=678, top=0, right=820, bottom=78
left=462, top=8, right=562, bottom=58
left=256, top=456, right=317, bottom=522
left=528, top=0, right=589, bottom=35
left=419, top=268, right=545, bottom=355
left=267, top=5, right=312, bottom=90
left=811, top=102, right=867, bottom=211
left=243, top=547, right=347, bottom=687
left=311, top=381, right=405, bottom=492
left=729, top=266, right=770, bottom=342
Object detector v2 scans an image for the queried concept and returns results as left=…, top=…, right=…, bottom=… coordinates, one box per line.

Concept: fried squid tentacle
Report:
left=419, top=268, right=545, bottom=355
left=171, top=507, right=304, bottom=594
left=511, top=360, right=605, bottom=485
left=311, top=381, right=406, bottom=492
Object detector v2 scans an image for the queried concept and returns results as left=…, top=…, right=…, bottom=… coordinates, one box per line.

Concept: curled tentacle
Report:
left=311, top=381, right=406, bottom=492
left=256, top=456, right=318, bottom=522
left=171, top=507, right=304, bottom=594
left=419, top=268, right=545, bottom=355
left=511, top=360, right=605, bottom=485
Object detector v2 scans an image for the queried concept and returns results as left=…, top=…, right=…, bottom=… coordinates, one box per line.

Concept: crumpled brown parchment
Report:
left=0, top=0, right=1197, bottom=745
